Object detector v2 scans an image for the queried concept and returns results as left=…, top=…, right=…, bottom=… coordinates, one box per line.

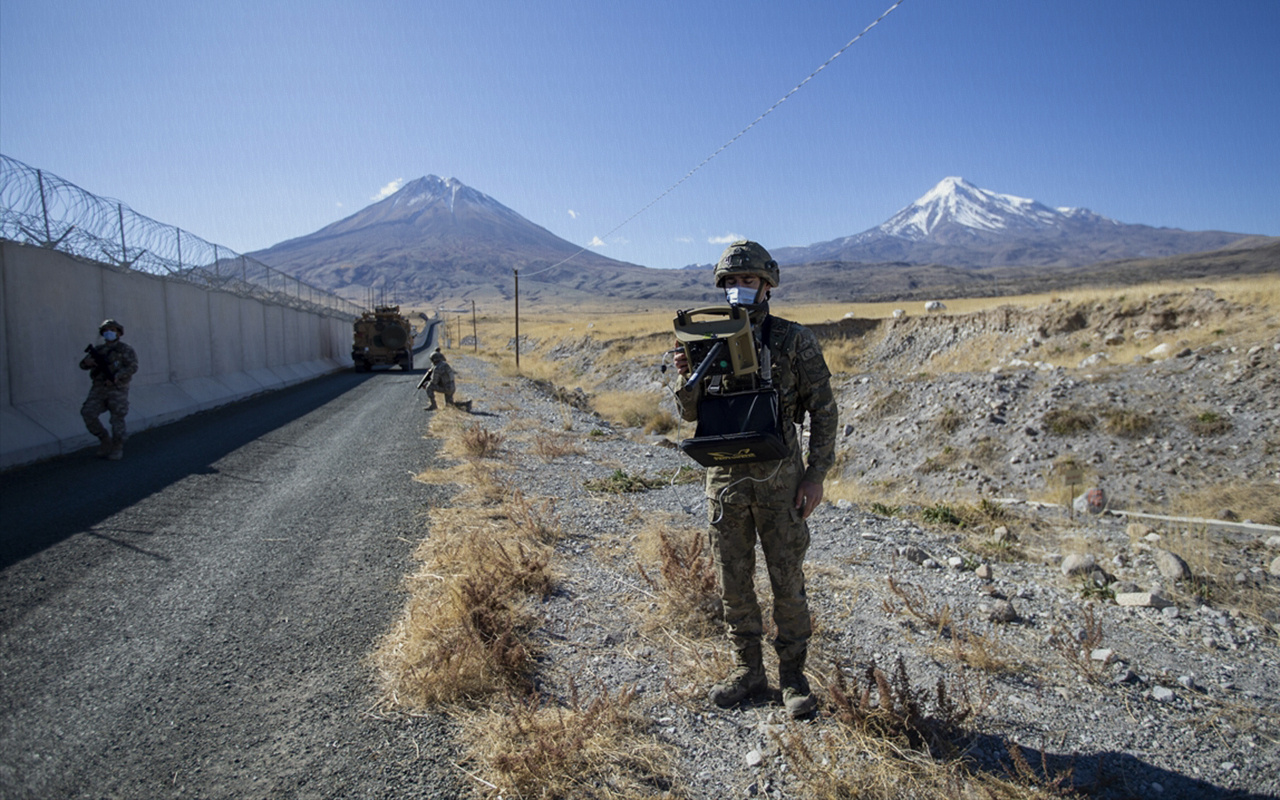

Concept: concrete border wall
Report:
left=0, top=241, right=352, bottom=470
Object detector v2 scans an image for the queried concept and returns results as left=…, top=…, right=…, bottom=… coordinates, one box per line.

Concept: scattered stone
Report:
left=1091, top=648, right=1115, bottom=664
left=991, top=525, right=1011, bottom=542
left=1178, top=675, right=1197, bottom=691
left=947, top=556, right=965, bottom=570
left=1113, top=581, right=1140, bottom=594
left=1103, top=332, right=1125, bottom=346
left=1217, top=508, right=1239, bottom=521
left=1152, top=685, right=1176, bottom=702
left=1162, top=606, right=1180, bottom=620
left=1147, top=343, right=1174, bottom=359
left=901, top=545, right=928, bottom=565
left=1060, top=553, right=1097, bottom=577
left=975, top=563, right=993, bottom=581
left=1269, top=556, right=1280, bottom=578
left=1265, top=536, right=1280, bottom=550
left=1125, top=522, right=1153, bottom=540
left=745, top=749, right=763, bottom=768
left=1115, top=592, right=1174, bottom=609
left=988, top=600, right=1018, bottom=623
left=1154, top=549, right=1192, bottom=582
left=1073, top=487, right=1106, bottom=514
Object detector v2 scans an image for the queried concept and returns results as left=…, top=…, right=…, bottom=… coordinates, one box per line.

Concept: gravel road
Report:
left=0, top=361, right=463, bottom=799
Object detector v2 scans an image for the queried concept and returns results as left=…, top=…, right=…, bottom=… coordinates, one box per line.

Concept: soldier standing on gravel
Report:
left=673, top=240, right=838, bottom=718
left=79, top=318, right=138, bottom=461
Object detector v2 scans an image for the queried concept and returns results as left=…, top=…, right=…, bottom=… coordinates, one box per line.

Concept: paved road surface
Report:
left=0, top=357, right=463, bottom=799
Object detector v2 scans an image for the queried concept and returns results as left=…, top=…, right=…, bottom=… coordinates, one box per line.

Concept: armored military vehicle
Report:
left=352, top=305, right=415, bottom=371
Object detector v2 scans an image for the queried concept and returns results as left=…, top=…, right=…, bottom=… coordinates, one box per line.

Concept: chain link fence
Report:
left=0, top=154, right=362, bottom=318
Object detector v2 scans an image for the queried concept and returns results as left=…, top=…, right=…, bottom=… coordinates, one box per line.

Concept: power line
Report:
left=522, top=0, right=908, bottom=278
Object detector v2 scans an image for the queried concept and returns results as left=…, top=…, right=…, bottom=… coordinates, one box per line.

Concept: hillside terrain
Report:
left=376, top=281, right=1280, bottom=796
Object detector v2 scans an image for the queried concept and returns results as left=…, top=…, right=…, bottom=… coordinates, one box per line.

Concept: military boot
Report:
left=708, top=640, right=767, bottom=708
left=459, top=400, right=473, bottom=412
left=779, top=650, right=817, bottom=718
left=424, top=402, right=438, bottom=410
left=106, top=437, right=124, bottom=461
left=95, top=434, right=113, bottom=458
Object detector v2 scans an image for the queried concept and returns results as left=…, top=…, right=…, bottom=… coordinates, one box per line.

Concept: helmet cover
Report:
left=99, top=318, right=124, bottom=335
left=713, top=240, right=779, bottom=288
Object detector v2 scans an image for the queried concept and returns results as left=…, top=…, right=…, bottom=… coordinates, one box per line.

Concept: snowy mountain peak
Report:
left=387, top=175, right=507, bottom=214
left=877, top=177, right=1066, bottom=240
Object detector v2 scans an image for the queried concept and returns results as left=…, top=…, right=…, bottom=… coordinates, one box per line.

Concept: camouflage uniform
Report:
left=424, top=359, right=456, bottom=409
left=79, top=339, right=139, bottom=446
left=676, top=309, right=838, bottom=710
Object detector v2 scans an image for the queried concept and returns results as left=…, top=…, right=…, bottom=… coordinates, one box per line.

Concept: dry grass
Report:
left=1101, top=407, right=1154, bottom=438
left=531, top=429, right=586, bottom=461
left=460, top=423, right=505, bottom=457
left=461, top=686, right=677, bottom=799
left=1169, top=481, right=1280, bottom=527
left=591, top=390, right=678, bottom=433
left=779, top=657, right=1075, bottom=799
left=372, top=512, right=552, bottom=707
left=634, top=516, right=722, bottom=639
left=1042, top=406, right=1096, bottom=436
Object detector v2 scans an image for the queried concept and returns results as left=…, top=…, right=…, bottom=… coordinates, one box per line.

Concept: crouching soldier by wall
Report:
left=79, top=318, right=138, bottom=460
left=418, top=349, right=471, bottom=411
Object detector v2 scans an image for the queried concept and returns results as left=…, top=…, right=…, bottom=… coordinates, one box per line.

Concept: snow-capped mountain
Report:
left=250, top=175, right=650, bottom=304
left=772, top=177, right=1250, bottom=268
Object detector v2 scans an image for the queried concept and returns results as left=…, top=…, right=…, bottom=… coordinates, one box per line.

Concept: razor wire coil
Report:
left=0, top=153, right=362, bottom=318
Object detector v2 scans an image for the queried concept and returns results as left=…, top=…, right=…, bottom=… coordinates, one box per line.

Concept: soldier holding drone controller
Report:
left=672, top=240, right=838, bottom=718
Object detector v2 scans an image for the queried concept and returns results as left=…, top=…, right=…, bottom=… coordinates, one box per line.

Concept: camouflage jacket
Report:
left=79, top=340, right=139, bottom=386
left=676, top=313, right=837, bottom=504
left=427, top=361, right=455, bottom=391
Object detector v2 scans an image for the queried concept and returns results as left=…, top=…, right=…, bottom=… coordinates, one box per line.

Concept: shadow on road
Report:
left=0, top=370, right=375, bottom=570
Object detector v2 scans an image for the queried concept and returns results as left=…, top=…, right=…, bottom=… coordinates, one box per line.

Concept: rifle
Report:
left=415, top=367, right=434, bottom=391
left=84, top=344, right=116, bottom=382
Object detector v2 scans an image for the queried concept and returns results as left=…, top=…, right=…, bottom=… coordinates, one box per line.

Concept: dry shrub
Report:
left=1188, top=410, right=1233, bottom=436
left=884, top=575, right=954, bottom=636
left=374, top=508, right=553, bottom=708
left=1046, top=604, right=1107, bottom=684
left=532, top=430, right=585, bottom=461
left=1042, top=406, right=1096, bottom=436
left=1169, top=480, right=1280, bottom=526
left=1101, top=407, right=1153, bottom=438
left=861, top=388, right=909, bottom=420
left=505, top=487, right=561, bottom=545
left=935, top=406, right=965, bottom=435
left=779, top=657, right=1059, bottom=800
left=635, top=519, right=722, bottom=638
left=460, top=423, right=504, bottom=457
left=462, top=685, right=676, bottom=799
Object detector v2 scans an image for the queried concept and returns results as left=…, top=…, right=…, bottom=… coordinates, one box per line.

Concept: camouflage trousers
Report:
left=707, top=497, right=812, bottom=662
left=81, top=383, right=130, bottom=441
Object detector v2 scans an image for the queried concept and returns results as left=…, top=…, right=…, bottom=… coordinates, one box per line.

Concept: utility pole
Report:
left=514, top=269, right=520, bottom=371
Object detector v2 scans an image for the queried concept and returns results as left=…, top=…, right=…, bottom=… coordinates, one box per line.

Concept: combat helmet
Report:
left=714, top=240, right=779, bottom=288
left=99, top=318, right=124, bottom=335
left=430, top=350, right=445, bottom=364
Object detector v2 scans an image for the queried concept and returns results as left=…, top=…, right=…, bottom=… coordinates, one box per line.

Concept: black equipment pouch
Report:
left=679, top=387, right=788, bottom=467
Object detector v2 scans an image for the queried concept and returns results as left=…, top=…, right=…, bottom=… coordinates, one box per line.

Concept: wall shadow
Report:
left=0, top=370, right=374, bottom=570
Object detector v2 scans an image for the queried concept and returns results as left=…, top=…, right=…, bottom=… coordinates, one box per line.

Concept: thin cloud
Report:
left=708, top=233, right=743, bottom=245
left=675, top=236, right=694, bottom=244
left=568, top=209, right=578, bottom=219
left=372, top=178, right=404, bottom=201
left=588, top=236, right=606, bottom=247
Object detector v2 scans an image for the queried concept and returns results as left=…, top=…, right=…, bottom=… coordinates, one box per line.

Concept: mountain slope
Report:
left=250, top=176, right=652, bottom=304
left=772, top=177, right=1253, bottom=268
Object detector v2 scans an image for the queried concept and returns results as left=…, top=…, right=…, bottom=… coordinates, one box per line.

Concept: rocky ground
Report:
left=423, top=285, right=1280, bottom=799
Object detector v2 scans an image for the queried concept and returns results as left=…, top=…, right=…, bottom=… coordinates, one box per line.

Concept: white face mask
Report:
left=102, top=330, right=118, bottom=342
left=725, top=286, right=758, bottom=306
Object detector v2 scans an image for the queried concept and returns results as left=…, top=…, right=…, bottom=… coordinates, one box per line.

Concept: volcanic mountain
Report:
left=249, top=176, right=684, bottom=306
left=771, top=177, right=1256, bottom=268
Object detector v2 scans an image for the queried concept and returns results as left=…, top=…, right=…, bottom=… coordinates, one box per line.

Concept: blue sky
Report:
left=2, top=0, right=1277, bottom=270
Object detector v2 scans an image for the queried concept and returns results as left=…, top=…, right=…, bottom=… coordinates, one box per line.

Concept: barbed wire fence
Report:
left=0, top=154, right=362, bottom=318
